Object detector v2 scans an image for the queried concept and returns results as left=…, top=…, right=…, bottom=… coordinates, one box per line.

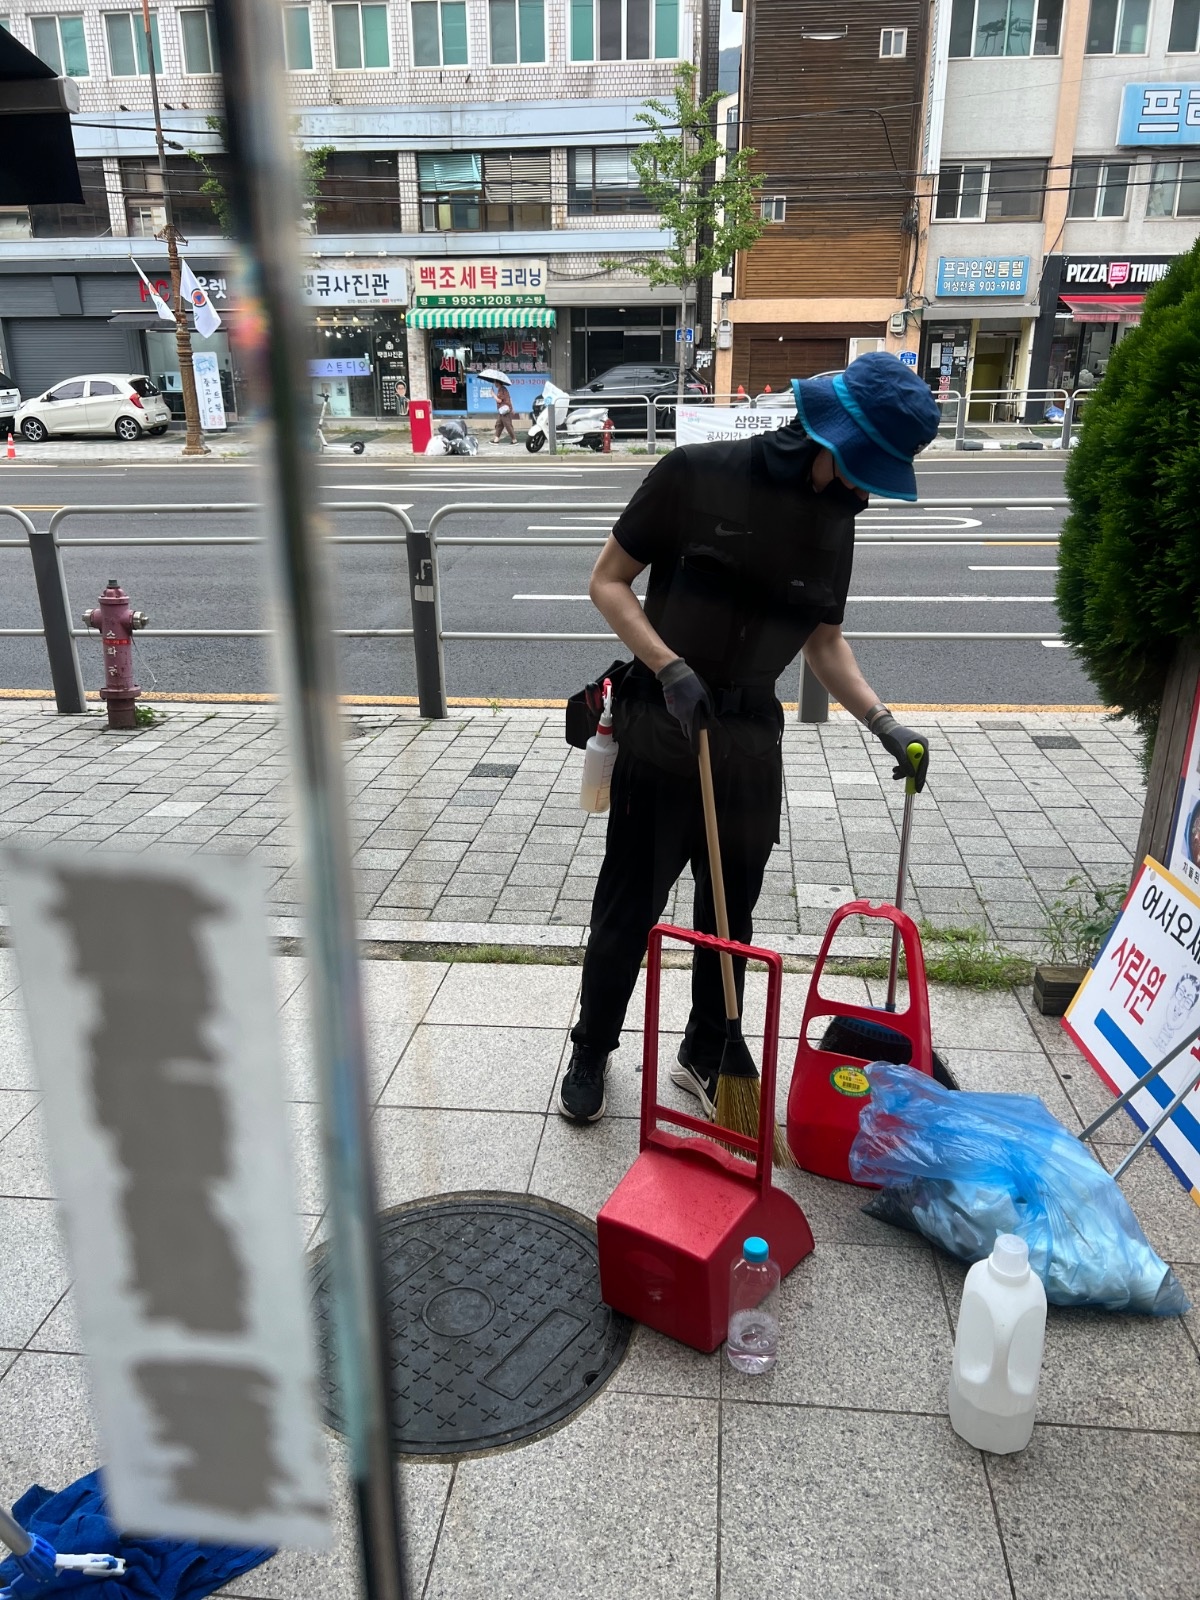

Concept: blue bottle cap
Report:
left=742, top=1236, right=768, bottom=1263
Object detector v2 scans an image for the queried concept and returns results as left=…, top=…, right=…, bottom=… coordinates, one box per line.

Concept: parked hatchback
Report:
left=0, top=372, right=20, bottom=433
left=15, top=375, right=172, bottom=442
left=569, top=362, right=710, bottom=434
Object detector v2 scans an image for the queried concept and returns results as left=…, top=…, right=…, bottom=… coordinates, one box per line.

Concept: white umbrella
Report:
left=478, top=367, right=510, bottom=386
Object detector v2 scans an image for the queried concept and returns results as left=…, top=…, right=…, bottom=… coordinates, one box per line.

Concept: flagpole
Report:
left=139, top=0, right=207, bottom=456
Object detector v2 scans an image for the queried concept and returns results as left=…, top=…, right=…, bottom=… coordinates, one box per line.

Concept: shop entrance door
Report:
left=968, top=333, right=1019, bottom=421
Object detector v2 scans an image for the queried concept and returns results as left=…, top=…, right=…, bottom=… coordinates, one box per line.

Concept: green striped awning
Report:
left=407, top=306, right=557, bottom=330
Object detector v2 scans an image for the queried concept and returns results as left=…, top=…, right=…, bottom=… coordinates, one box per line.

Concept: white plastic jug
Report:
left=579, top=677, right=618, bottom=812
left=949, top=1233, right=1047, bottom=1455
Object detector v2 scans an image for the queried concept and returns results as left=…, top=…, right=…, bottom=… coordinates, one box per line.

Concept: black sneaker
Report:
left=670, top=1046, right=719, bottom=1120
left=558, top=1047, right=610, bottom=1123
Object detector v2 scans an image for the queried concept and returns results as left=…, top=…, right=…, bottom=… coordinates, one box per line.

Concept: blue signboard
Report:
left=936, top=256, right=1030, bottom=298
left=898, top=350, right=918, bottom=367
left=463, top=373, right=551, bottom=415
left=308, top=358, right=372, bottom=378
left=1118, top=83, right=1200, bottom=146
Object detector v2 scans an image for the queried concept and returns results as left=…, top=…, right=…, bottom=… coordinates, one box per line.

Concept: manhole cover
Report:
left=310, top=1193, right=632, bottom=1458
left=470, top=762, right=519, bottom=779
left=1031, top=734, right=1081, bottom=750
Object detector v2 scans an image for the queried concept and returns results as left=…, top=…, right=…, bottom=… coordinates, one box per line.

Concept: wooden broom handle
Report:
left=697, top=729, right=739, bottom=1024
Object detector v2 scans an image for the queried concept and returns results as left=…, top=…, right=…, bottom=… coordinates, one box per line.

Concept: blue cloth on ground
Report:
left=0, top=1472, right=273, bottom=1598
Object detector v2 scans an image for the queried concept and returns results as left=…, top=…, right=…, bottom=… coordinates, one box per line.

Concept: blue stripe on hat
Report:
left=831, top=373, right=910, bottom=463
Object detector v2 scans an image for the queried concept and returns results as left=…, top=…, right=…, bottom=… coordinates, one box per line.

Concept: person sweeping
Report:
left=559, top=353, right=940, bottom=1128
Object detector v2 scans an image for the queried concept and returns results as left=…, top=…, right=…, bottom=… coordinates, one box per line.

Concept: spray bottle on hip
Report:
left=579, top=678, right=618, bottom=812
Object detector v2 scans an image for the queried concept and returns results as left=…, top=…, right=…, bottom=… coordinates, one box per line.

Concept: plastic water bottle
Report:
left=949, top=1233, right=1047, bottom=1454
left=727, top=1236, right=780, bottom=1374
left=579, top=677, right=618, bottom=812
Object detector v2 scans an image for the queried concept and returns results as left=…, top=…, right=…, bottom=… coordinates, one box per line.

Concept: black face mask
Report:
left=759, top=420, right=868, bottom=512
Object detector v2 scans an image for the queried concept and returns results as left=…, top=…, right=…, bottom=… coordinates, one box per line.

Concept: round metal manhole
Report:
left=309, top=1192, right=633, bottom=1458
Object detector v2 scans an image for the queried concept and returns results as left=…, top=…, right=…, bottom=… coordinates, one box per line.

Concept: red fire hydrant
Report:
left=83, top=579, right=148, bottom=730
left=601, top=414, right=614, bottom=454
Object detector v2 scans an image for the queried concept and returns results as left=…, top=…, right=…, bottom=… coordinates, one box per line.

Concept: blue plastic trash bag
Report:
left=849, top=1062, right=1189, bottom=1315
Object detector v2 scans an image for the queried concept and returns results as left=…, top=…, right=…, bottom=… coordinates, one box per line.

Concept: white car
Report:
left=0, top=371, right=20, bottom=433
left=15, top=374, right=173, bottom=442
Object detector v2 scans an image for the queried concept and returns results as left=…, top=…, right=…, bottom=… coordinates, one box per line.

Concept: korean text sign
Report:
left=300, top=262, right=408, bottom=307
left=936, top=257, right=1030, bottom=297
left=1064, top=858, right=1200, bottom=1201
left=414, top=258, right=547, bottom=307
left=676, top=405, right=789, bottom=445
left=1118, top=83, right=1200, bottom=147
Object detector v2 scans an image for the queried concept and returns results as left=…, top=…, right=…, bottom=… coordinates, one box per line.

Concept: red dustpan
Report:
left=597, top=924, right=814, bottom=1353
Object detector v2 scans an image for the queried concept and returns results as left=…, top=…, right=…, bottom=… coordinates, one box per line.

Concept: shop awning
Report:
left=1060, top=295, right=1143, bottom=324
left=407, top=307, right=557, bottom=330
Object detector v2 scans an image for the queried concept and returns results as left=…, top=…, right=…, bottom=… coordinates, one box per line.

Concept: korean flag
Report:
left=180, top=259, right=222, bottom=338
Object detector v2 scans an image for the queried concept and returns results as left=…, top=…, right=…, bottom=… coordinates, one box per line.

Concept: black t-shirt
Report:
left=612, top=426, right=864, bottom=689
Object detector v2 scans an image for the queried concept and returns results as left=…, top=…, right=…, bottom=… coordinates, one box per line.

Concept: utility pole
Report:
left=140, top=0, right=208, bottom=455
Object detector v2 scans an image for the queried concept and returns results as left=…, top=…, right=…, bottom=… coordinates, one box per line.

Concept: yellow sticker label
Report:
left=830, top=1066, right=870, bottom=1098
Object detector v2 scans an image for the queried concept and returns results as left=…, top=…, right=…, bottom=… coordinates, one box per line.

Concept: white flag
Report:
left=180, top=259, right=222, bottom=338
left=132, top=259, right=174, bottom=323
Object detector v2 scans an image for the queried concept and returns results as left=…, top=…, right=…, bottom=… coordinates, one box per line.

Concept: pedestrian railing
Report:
left=0, top=495, right=1069, bottom=725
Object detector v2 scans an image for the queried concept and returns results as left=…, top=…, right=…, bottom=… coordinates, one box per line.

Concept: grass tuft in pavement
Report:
left=831, top=921, right=1032, bottom=991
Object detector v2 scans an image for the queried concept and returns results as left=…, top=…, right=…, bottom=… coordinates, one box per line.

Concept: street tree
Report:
left=188, top=118, right=333, bottom=236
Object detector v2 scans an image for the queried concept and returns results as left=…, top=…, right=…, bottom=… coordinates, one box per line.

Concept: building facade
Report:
left=0, top=0, right=715, bottom=419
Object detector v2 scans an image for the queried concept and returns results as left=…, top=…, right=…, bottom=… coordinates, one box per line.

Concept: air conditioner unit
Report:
left=848, top=337, right=886, bottom=361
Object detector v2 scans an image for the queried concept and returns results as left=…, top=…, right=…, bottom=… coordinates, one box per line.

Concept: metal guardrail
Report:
left=0, top=495, right=1069, bottom=723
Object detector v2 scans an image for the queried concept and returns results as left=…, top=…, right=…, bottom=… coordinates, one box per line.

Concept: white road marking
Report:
left=1004, top=505, right=1055, bottom=511
left=858, top=516, right=982, bottom=529
left=524, top=525, right=613, bottom=533
left=1042, top=640, right=1069, bottom=648
left=969, top=565, right=1058, bottom=572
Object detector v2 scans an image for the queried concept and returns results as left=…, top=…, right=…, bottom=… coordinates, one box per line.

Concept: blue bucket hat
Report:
left=792, top=352, right=941, bottom=502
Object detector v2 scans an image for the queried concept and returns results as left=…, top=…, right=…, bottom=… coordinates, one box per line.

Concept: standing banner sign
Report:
left=1166, top=676, right=1200, bottom=894
left=4, top=849, right=331, bottom=1546
left=1064, top=856, right=1200, bottom=1202
left=676, top=405, right=790, bottom=446
left=192, top=351, right=228, bottom=431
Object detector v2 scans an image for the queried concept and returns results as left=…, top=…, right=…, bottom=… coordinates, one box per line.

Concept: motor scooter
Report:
left=526, top=381, right=607, bottom=453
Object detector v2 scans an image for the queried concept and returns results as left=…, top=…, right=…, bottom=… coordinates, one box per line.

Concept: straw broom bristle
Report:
left=714, top=1074, right=796, bottom=1168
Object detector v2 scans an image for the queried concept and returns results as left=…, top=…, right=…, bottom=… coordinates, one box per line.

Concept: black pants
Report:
left=571, top=698, right=783, bottom=1067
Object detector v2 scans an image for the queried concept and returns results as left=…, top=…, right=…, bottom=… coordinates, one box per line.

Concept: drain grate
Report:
left=310, top=1194, right=632, bottom=1458
left=470, top=762, right=519, bottom=779
left=1031, top=734, right=1081, bottom=751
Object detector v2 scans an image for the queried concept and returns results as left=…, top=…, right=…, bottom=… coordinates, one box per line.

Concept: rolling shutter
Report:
left=6, top=319, right=139, bottom=399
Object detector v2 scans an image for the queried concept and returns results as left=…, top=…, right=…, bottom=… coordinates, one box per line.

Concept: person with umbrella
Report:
left=483, top=368, right=517, bottom=444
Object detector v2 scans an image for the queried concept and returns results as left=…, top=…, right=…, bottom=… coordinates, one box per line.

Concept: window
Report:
left=105, top=11, right=162, bottom=74
left=949, top=0, right=1063, bottom=56
left=489, top=0, right=544, bottom=60
left=1085, top=0, right=1149, bottom=52
left=314, top=151, right=401, bottom=231
left=725, top=102, right=739, bottom=156
left=89, top=380, right=120, bottom=395
left=31, top=15, right=88, bottom=75
left=760, top=194, right=786, bottom=222
left=568, top=148, right=652, bottom=214
left=332, top=1, right=389, bottom=66
left=935, top=159, right=1046, bottom=220
left=1147, top=158, right=1200, bottom=216
left=48, top=381, right=86, bottom=401
left=284, top=5, right=313, bottom=66
left=120, top=156, right=229, bottom=237
left=0, top=18, right=10, bottom=30
left=570, top=0, right=678, bottom=60
left=30, top=158, right=111, bottom=236
left=411, top=0, right=466, bottom=63
left=1067, top=160, right=1130, bottom=218
left=180, top=8, right=218, bottom=71
left=1169, top=0, right=1200, bottom=49
left=418, top=150, right=551, bottom=230
left=879, top=26, right=907, bottom=55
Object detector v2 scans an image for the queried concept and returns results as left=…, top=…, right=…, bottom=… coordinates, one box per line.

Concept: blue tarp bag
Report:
left=849, top=1062, right=1189, bottom=1315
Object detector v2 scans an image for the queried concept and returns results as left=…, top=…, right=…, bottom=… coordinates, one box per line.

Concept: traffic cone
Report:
left=736, top=384, right=746, bottom=397
left=763, top=384, right=772, bottom=393
left=6, top=432, right=14, bottom=460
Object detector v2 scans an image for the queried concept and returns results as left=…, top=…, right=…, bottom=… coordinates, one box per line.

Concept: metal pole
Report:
left=1080, top=1020, right=1200, bottom=1142
left=405, top=524, right=448, bottom=718
left=797, top=655, right=829, bottom=724
left=1060, top=393, right=1073, bottom=452
left=886, top=784, right=917, bottom=1010
left=647, top=396, right=656, bottom=452
left=954, top=390, right=966, bottom=451
left=139, top=0, right=207, bottom=457
left=547, top=396, right=556, bottom=455
left=1112, top=1059, right=1200, bottom=1180
left=26, top=520, right=86, bottom=713
left=212, top=4, right=406, bottom=1597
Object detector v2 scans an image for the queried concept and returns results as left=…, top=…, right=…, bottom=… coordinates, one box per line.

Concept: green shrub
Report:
left=1058, top=238, right=1200, bottom=758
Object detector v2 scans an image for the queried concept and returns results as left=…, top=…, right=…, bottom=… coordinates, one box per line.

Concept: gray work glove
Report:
left=657, top=658, right=713, bottom=748
left=867, top=705, right=929, bottom=792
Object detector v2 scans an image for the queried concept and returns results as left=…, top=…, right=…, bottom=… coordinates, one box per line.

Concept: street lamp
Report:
left=139, top=0, right=208, bottom=456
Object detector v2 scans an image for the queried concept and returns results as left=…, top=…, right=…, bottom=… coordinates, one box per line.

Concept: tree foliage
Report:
left=1058, top=238, right=1200, bottom=753
left=621, top=62, right=765, bottom=291
left=188, top=117, right=332, bottom=236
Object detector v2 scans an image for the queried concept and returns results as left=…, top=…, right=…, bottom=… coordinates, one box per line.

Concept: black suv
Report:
left=569, top=362, right=710, bottom=435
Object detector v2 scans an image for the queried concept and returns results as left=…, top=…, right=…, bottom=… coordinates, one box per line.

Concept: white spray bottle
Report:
left=579, top=677, right=618, bottom=812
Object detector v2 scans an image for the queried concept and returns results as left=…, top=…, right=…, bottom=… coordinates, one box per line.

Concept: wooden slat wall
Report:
left=740, top=0, right=927, bottom=300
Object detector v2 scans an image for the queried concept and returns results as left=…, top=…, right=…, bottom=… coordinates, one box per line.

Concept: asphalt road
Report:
left=0, top=452, right=1094, bottom=706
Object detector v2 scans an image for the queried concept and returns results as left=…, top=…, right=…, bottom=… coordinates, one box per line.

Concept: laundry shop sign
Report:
left=414, top=257, right=547, bottom=307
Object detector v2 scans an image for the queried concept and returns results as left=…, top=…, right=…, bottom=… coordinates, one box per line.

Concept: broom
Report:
left=697, top=728, right=794, bottom=1168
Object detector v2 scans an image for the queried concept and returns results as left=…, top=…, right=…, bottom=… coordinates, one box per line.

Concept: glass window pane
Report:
left=1168, top=0, right=1200, bottom=50
left=949, top=0, right=975, bottom=55
left=285, top=6, right=312, bottom=67
left=961, top=165, right=985, bottom=217
left=418, top=152, right=481, bottom=189
left=332, top=4, right=363, bottom=65
left=653, top=0, right=677, bottom=55
left=598, top=0, right=621, bottom=56
left=106, top=13, right=135, bottom=73
left=626, top=0, right=650, bottom=55
left=1069, top=162, right=1100, bottom=217
left=1146, top=160, right=1178, bottom=215
left=1179, top=159, right=1200, bottom=214
left=182, top=11, right=212, bottom=71
left=490, top=0, right=517, bottom=59
left=570, top=0, right=593, bottom=57
left=441, top=1, right=467, bottom=62
left=32, top=16, right=63, bottom=72
left=974, top=0, right=1008, bottom=54
left=1116, top=0, right=1148, bottom=49
left=1005, top=0, right=1034, bottom=53
left=361, top=3, right=389, bottom=64
left=1099, top=162, right=1128, bottom=215
left=1034, top=0, right=1062, bottom=50
left=1086, top=0, right=1117, bottom=50
left=518, top=0, right=544, bottom=57
left=412, top=0, right=439, bottom=61
left=935, top=166, right=961, bottom=219
left=131, top=13, right=162, bottom=72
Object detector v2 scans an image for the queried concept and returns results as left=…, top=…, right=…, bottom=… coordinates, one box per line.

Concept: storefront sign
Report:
left=1168, top=678, right=1200, bottom=896
left=1118, top=83, right=1200, bottom=146
left=308, top=357, right=372, bottom=378
left=301, top=262, right=408, bottom=307
left=414, top=258, right=547, bottom=308
left=192, top=351, right=226, bottom=431
left=137, top=273, right=228, bottom=307
left=1061, top=256, right=1175, bottom=289
left=676, top=405, right=789, bottom=446
left=937, top=257, right=1030, bottom=297
left=1064, top=858, right=1200, bottom=1199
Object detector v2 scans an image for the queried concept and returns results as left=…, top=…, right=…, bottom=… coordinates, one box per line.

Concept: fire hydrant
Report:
left=601, top=414, right=614, bottom=454
left=83, top=579, right=148, bottom=730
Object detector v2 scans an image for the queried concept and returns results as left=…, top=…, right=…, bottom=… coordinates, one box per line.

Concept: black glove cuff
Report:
left=866, top=703, right=898, bottom=740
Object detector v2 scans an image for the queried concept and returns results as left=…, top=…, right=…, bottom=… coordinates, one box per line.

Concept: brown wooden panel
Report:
left=741, top=228, right=905, bottom=297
